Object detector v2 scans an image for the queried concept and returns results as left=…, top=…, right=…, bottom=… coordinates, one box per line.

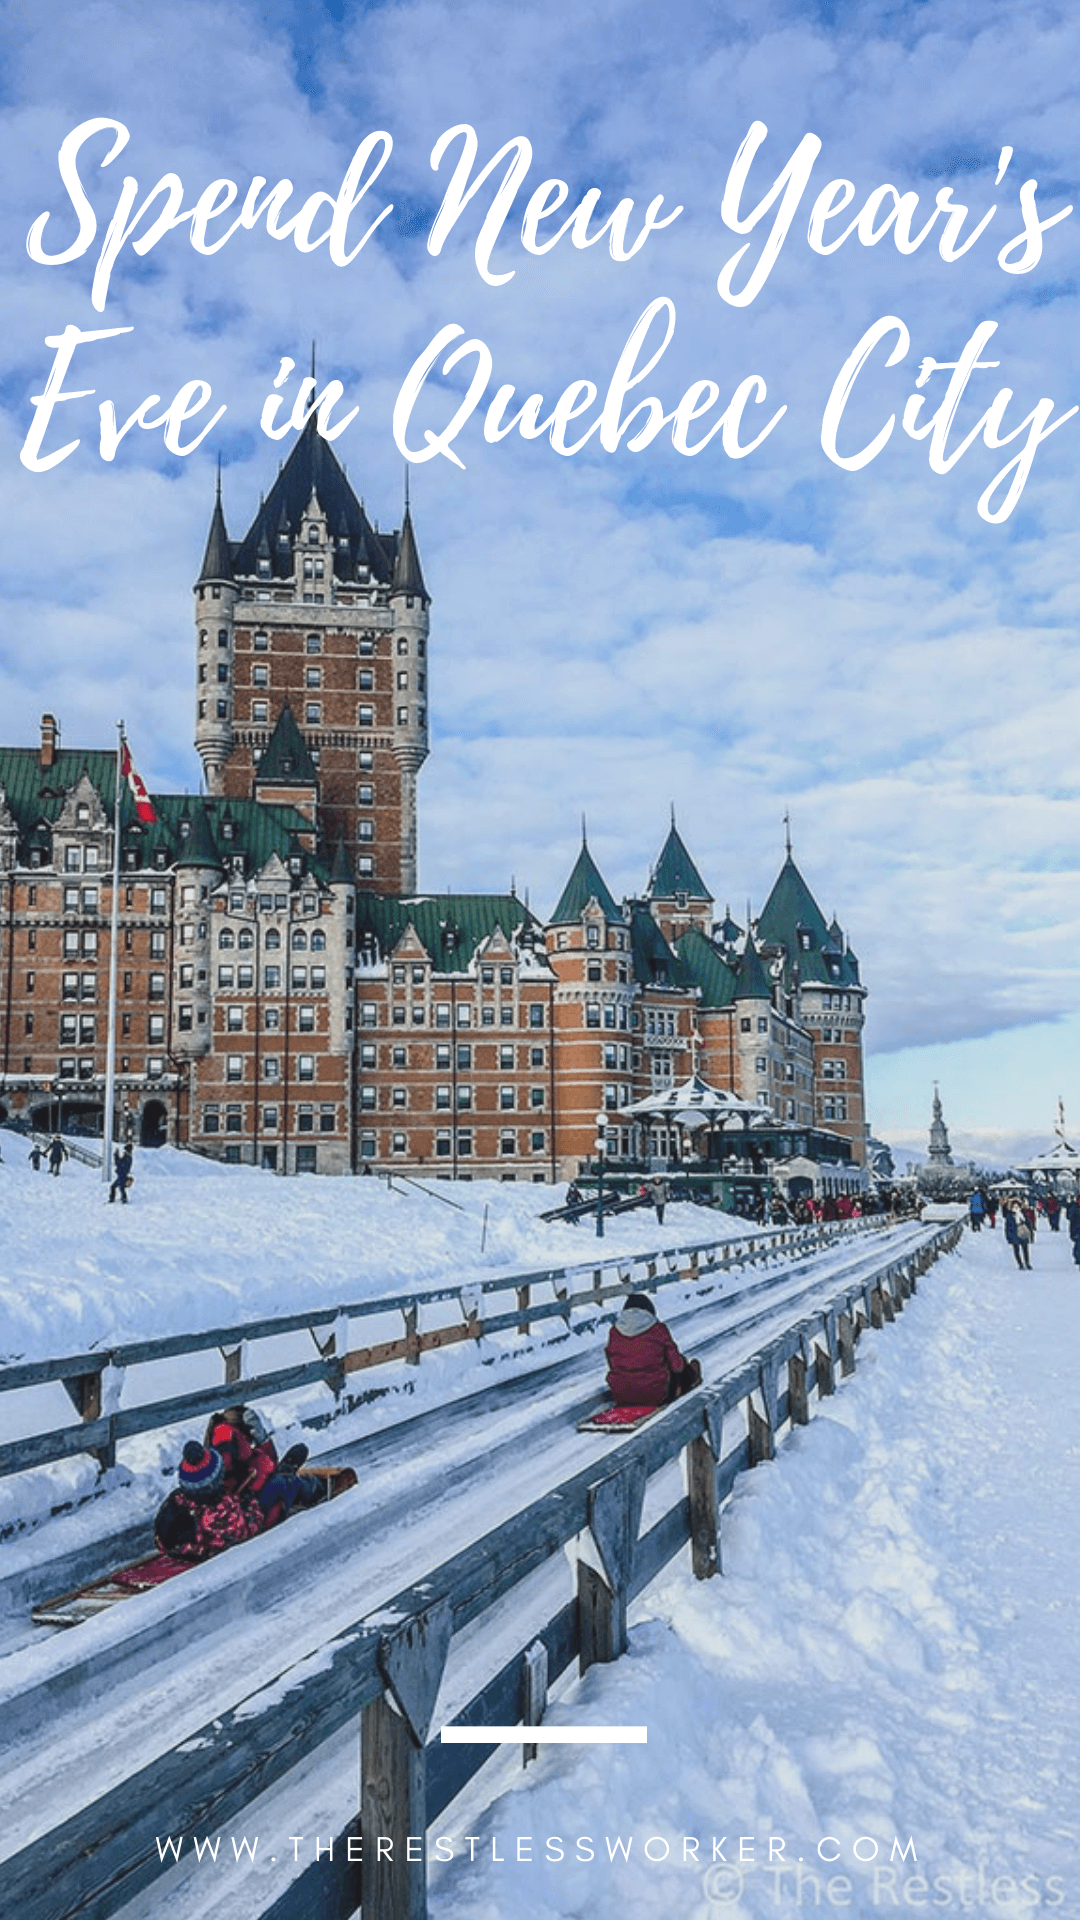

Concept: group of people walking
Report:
left=969, top=1187, right=1080, bottom=1270
left=27, top=1134, right=134, bottom=1201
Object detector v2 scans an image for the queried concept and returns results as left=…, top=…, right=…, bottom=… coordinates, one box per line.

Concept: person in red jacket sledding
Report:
left=204, top=1405, right=325, bottom=1529
left=605, top=1293, right=702, bottom=1407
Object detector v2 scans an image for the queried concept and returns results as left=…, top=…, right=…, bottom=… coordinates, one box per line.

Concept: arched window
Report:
left=238, top=928, right=254, bottom=950
left=310, top=929, right=326, bottom=952
left=265, top=928, right=281, bottom=950
left=218, top=928, right=235, bottom=949
left=291, top=928, right=308, bottom=950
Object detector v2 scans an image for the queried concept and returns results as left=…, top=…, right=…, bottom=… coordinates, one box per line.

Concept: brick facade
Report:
left=0, top=430, right=868, bottom=1178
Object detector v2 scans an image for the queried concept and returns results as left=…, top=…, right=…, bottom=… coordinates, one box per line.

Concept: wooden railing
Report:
left=0, top=1216, right=886, bottom=1486
left=0, top=1220, right=962, bottom=1920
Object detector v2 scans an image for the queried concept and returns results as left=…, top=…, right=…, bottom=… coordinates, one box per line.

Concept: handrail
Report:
left=0, top=1216, right=892, bottom=1484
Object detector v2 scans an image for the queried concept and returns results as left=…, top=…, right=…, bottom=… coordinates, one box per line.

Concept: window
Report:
left=457, top=1131, right=473, bottom=1157
left=360, top=1001, right=377, bottom=1028
left=457, top=1085, right=472, bottom=1109
left=499, top=1086, right=515, bottom=1110
left=397, top=706, right=408, bottom=725
left=254, top=630, right=269, bottom=651
left=320, top=1106, right=335, bottom=1134
left=227, top=1006, right=244, bottom=1031
left=81, top=886, right=98, bottom=912
left=358, top=704, right=374, bottom=727
left=499, top=1046, right=514, bottom=1069
left=298, top=1004, right=315, bottom=1032
left=297, top=1054, right=315, bottom=1081
left=531, top=1132, right=546, bottom=1153
left=263, top=1106, right=279, bottom=1131
left=305, top=703, right=321, bottom=725
left=358, top=820, right=374, bottom=840
left=306, top=632, right=321, bottom=653
left=436, top=1131, right=452, bottom=1158
left=392, top=1087, right=407, bottom=1108
left=358, top=670, right=374, bottom=691
left=227, top=1054, right=244, bottom=1081
left=529, top=1005, right=544, bottom=1028
left=392, top=1045, right=407, bottom=1066
left=457, top=1004, right=472, bottom=1027
left=586, top=924, right=600, bottom=949
left=296, top=1145, right=317, bottom=1173
left=203, top=1107, right=221, bottom=1134
left=252, top=664, right=269, bottom=686
left=292, top=967, right=307, bottom=989
left=264, top=1057, right=280, bottom=1080
left=530, top=1086, right=544, bottom=1108
left=265, top=927, right=281, bottom=949
left=252, top=700, right=269, bottom=723
left=585, top=1003, right=601, bottom=1028
left=358, top=855, right=374, bottom=876
left=358, top=783, right=373, bottom=804
left=436, top=1085, right=452, bottom=1109
left=500, top=1131, right=516, bottom=1156
left=219, top=965, right=235, bottom=987
left=391, top=1133, right=407, bottom=1155
left=305, top=666, right=321, bottom=688
left=298, top=1107, right=315, bottom=1133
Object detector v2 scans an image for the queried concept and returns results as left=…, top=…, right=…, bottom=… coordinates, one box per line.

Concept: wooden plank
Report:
left=748, top=1399, right=774, bottom=1466
left=814, top=1341, right=835, bottom=1397
left=578, top=1560, right=624, bottom=1672
left=361, top=1696, right=425, bottom=1920
left=787, top=1352, right=809, bottom=1427
left=838, top=1312, right=856, bottom=1376
left=687, top=1434, right=720, bottom=1579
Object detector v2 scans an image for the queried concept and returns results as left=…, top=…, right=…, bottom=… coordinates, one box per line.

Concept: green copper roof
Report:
left=628, top=903, right=683, bottom=986
left=677, top=926, right=738, bottom=1008
left=355, top=892, right=543, bottom=973
left=756, top=856, right=861, bottom=990
left=0, top=745, right=322, bottom=878
left=756, top=855, right=830, bottom=951
left=255, top=702, right=319, bottom=788
left=647, top=823, right=712, bottom=902
left=549, top=842, right=622, bottom=925
left=734, top=936, right=773, bottom=1002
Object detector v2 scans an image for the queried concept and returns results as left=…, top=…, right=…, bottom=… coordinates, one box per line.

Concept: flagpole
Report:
left=102, top=721, right=124, bottom=1186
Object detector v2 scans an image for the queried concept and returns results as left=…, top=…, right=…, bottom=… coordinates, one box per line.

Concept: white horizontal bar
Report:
left=440, top=1725, right=647, bottom=1744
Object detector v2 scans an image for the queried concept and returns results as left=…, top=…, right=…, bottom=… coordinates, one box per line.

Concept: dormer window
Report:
left=76, top=803, right=90, bottom=826
left=257, top=558, right=270, bottom=578
left=222, top=821, right=235, bottom=842
left=798, top=929, right=812, bottom=951
left=179, top=819, right=191, bottom=840
left=308, top=526, right=320, bottom=544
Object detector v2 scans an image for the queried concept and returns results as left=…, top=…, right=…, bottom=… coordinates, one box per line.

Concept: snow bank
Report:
left=0, top=1148, right=747, bottom=1365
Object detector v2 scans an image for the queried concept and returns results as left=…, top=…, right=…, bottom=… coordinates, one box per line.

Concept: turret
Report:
left=194, top=471, right=238, bottom=795
left=389, top=494, right=430, bottom=894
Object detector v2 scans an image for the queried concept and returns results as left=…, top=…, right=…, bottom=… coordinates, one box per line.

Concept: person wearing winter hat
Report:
left=605, top=1293, right=702, bottom=1407
left=153, top=1439, right=266, bottom=1561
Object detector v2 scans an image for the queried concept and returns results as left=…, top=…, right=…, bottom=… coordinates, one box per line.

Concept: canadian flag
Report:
left=119, top=739, right=157, bottom=823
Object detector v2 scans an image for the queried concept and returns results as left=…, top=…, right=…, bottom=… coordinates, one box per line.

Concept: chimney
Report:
left=40, top=713, right=59, bottom=769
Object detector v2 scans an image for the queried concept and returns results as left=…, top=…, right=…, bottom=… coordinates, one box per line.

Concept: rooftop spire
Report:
left=391, top=493, right=429, bottom=601
left=198, top=475, right=233, bottom=583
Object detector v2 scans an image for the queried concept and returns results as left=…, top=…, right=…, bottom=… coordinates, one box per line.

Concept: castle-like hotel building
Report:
left=0, top=425, right=867, bottom=1180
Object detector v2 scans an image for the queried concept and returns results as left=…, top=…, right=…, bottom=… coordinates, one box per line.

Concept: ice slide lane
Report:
left=2, top=1220, right=909, bottom=1622
left=0, top=1221, right=935, bottom=1856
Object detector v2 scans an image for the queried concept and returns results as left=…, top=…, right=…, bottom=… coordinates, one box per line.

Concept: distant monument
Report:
left=928, top=1083, right=953, bottom=1168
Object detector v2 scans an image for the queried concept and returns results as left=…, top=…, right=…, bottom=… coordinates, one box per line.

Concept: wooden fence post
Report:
left=361, top=1602, right=453, bottom=1920
left=220, top=1345, right=242, bottom=1387
left=837, top=1311, right=856, bottom=1376
left=522, top=1639, right=548, bottom=1766
left=685, top=1400, right=717, bottom=1579
left=579, top=1463, right=646, bottom=1672
left=516, top=1284, right=531, bottom=1337
left=60, top=1370, right=115, bottom=1471
left=788, top=1351, right=809, bottom=1427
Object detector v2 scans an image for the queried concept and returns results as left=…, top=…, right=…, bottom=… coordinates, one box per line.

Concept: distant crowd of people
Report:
left=966, top=1186, right=1080, bottom=1270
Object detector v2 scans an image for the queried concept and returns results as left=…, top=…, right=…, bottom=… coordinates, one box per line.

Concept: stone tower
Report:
left=928, top=1083, right=953, bottom=1166
left=194, top=421, right=430, bottom=892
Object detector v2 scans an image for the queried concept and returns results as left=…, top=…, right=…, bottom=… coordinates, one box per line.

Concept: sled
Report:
left=31, top=1465, right=357, bottom=1629
left=576, top=1403, right=668, bottom=1434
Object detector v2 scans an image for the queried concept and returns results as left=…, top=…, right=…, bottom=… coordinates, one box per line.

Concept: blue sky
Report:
left=1, top=0, right=1078, bottom=1162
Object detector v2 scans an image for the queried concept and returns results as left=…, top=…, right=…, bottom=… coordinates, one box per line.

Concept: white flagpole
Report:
left=101, top=721, right=124, bottom=1186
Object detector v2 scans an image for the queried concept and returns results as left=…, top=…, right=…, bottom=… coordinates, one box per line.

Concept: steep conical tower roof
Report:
left=549, top=837, right=621, bottom=925
left=231, top=417, right=393, bottom=582
left=756, top=853, right=830, bottom=951
left=392, top=501, right=428, bottom=602
left=198, top=474, right=233, bottom=583
left=329, top=839, right=353, bottom=885
left=255, top=701, right=319, bottom=787
left=734, top=934, right=773, bottom=1002
left=175, top=801, right=224, bottom=870
left=647, top=819, right=712, bottom=901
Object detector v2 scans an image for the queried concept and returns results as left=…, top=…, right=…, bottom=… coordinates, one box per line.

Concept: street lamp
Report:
left=594, top=1110, right=608, bottom=1240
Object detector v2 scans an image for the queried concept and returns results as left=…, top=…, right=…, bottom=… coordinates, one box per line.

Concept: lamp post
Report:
left=594, top=1110, right=607, bottom=1240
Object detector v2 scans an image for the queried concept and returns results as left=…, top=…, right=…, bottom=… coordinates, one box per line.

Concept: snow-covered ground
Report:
left=0, top=1146, right=737, bottom=1366
left=418, top=1219, right=1079, bottom=1920
left=0, top=1146, right=758, bottom=1537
